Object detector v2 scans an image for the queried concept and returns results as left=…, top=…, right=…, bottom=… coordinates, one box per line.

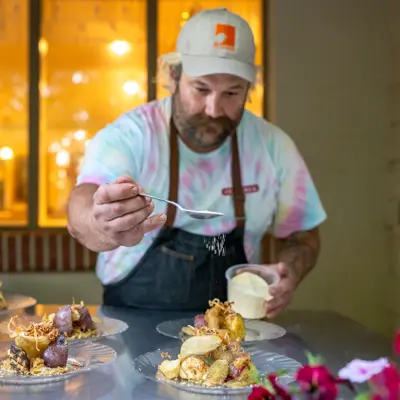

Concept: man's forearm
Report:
left=276, top=227, right=321, bottom=284
left=67, top=184, right=117, bottom=253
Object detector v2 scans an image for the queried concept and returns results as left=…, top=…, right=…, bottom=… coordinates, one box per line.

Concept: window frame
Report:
left=1, top=0, right=269, bottom=230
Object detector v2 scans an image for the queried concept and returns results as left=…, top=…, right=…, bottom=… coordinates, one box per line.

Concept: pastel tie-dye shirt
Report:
left=77, top=96, right=327, bottom=285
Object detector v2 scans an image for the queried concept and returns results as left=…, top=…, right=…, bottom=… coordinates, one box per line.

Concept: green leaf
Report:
left=305, top=351, right=324, bottom=366
left=354, top=392, right=370, bottom=400
left=273, top=369, right=289, bottom=377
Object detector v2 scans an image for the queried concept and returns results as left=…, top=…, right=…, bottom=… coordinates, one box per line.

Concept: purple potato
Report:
left=43, top=334, right=68, bottom=368
left=53, top=305, right=73, bottom=335
left=76, top=306, right=95, bottom=331
left=194, top=314, right=206, bottom=328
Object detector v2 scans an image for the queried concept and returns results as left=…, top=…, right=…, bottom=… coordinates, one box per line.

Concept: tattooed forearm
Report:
left=276, top=227, right=321, bottom=285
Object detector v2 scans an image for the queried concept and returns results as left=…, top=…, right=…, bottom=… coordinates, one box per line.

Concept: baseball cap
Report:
left=175, top=8, right=257, bottom=83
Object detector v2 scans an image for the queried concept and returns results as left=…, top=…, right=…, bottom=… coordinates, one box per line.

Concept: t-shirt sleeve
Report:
left=270, top=128, right=327, bottom=238
left=77, top=112, right=144, bottom=186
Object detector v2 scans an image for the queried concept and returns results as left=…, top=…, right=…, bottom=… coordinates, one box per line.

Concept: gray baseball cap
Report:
left=176, top=8, right=257, bottom=83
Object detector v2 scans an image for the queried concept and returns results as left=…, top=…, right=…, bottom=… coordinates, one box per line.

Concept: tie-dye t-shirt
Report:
left=77, top=96, right=327, bottom=285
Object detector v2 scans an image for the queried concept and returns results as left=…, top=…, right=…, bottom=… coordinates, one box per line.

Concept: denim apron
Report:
left=102, top=119, right=248, bottom=310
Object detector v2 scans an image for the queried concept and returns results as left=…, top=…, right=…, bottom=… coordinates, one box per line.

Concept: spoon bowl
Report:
left=139, top=194, right=223, bottom=220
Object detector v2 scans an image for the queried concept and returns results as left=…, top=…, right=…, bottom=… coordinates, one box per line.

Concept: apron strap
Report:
left=166, top=119, right=179, bottom=226
left=166, top=119, right=245, bottom=228
left=231, top=132, right=245, bottom=228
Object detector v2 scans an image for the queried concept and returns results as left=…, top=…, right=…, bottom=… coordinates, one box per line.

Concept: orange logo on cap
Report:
left=214, top=24, right=236, bottom=50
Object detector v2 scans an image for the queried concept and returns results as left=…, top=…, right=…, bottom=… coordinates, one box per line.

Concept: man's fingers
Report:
left=100, top=196, right=152, bottom=221
left=115, top=176, right=136, bottom=185
left=107, top=202, right=155, bottom=233
left=142, top=213, right=167, bottom=233
left=94, top=183, right=138, bottom=204
left=115, top=213, right=167, bottom=247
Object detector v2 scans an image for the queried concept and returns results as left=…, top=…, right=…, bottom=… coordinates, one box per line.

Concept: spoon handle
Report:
left=138, top=193, right=179, bottom=209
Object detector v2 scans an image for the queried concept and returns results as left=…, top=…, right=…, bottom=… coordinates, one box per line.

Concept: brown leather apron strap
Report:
left=166, top=119, right=179, bottom=227
left=231, top=132, right=245, bottom=227
left=166, top=119, right=245, bottom=228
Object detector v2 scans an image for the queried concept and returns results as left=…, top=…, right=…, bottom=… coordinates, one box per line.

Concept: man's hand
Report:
left=236, top=262, right=300, bottom=319
left=91, top=176, right=167, bottom=247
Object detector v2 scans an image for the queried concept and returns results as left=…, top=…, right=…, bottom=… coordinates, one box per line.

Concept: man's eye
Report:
left=226, top=92, right=239, bottom=96
left=195, top=87, right=209, bottom=93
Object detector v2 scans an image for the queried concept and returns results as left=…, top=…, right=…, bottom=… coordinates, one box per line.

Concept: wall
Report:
left=388, top=0, right=400, bottom=332
left=269, top=0, right=393, bottom=334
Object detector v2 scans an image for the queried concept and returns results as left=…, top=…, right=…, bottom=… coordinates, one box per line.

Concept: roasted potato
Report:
left=179, top=356, right=209, bottom=382
left=210, top=347, right=234, bottom=364
left=43, top=334, right=68, bottom=368
left=203, top=359, right=229, bottom=387
left=53, top=305, right=73, bottom=335
left=158, top=359, right=181, bottom=380
left=223, top=313, right=246, bottom=341
left=15, top=334, right=52, bottom=360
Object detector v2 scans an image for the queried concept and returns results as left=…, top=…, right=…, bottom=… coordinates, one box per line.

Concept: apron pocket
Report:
left=160, top=245, right=195, bottom=262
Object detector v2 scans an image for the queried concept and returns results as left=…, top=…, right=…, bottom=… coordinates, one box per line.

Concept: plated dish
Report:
left=0, top=281, right=37, bottom=315
left=0, top=281, right=8, bottom=310
left=3, top=300, right=128, bottom=341
left=133, top=341, right=302, bottom=395
left=180, top=299, right=246, bottom=342
left=157, top=298, right=286, bottom=342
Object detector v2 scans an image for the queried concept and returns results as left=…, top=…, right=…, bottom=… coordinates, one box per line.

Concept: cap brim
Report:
left=181, top=55, right=256, bottom=83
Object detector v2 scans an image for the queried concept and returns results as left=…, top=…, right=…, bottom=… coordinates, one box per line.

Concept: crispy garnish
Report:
left=161, top=352, right=171, bottom=359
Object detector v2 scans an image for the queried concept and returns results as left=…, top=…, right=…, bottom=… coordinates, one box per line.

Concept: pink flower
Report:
left=370, top=364, right=400, bottom=400
left=248, top=385, right=276, bottom=400
left=338, top=358, right=390, bottom=383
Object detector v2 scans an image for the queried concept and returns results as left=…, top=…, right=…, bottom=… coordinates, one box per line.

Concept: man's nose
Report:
left=204, top=95, right=224, bottom=118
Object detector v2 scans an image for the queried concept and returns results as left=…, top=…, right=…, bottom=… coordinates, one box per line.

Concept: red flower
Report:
left=370, top=364, right=400, bottom=400
left=295, top=365, right=352, bottom=400
left=394, top=331, right=400, bottom=355
left=249, top=385, right=276, bottom=400
left=267, top=374, right=292, bottom=400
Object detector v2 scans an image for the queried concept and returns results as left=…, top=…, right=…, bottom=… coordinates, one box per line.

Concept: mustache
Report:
left=186, top=114, right=236, bottom=130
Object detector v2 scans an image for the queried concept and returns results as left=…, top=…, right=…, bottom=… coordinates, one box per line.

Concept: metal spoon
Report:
left=138, top=193, right=223, bottom=220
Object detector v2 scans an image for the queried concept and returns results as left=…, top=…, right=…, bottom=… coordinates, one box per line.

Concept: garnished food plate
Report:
left=133, top=337, right=301, bottom=395
left=0, top=302, right=128, bottom=341
left=0, top=293, right=37, bottom=316
left=0, top=340, right=116, bottom=384
left=156, top=299, right=286, bottom=342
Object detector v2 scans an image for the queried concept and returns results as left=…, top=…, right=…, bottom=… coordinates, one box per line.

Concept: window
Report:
left=0, top=0, right=29, bottom=226
left=157, top=0, right=264, bottom=116
left=39, top=0, right=147, bottom=226
left=3, top=0, right=266, bottom=228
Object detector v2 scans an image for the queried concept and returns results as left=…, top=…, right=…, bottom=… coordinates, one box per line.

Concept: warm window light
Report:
left=0, top=147, right=13, bottom=160
left=72, top=71, right=87, bottom=84
left=73, top=129, right=86, bottom=141
left=38, top=38, right=48, bottom=55
left=61, top=137, right=71, bottom=147
left=181, top=11, right=190, bottom=20
left=48, top=142, right=61, bottom=153
left=122, top=80, right=140, bottom=96
left=108, top=40, right=131, bottom=56
left=55, top=150, right=70, bottom=167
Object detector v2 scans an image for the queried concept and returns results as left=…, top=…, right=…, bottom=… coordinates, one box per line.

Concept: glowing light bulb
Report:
left=0, top=147, right=13, bottom=160
left=108, top=40, right=131, bottom=56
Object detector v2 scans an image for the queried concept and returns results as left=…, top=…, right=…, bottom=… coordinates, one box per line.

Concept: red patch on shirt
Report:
left=222, top=184, right=259, bottom=196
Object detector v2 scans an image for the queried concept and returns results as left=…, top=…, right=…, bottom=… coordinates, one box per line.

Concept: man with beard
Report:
left=67, top=8, right=327, bottom=317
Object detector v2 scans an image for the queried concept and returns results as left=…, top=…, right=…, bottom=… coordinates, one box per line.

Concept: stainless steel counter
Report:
left=0, top=306, right=396, bottom=400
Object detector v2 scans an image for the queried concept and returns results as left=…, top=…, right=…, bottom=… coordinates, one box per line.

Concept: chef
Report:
left=67, top=8, right=327, bottom=318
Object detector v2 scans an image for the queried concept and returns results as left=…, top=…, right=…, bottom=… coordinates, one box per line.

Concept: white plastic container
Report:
left=225, top=264, right=280, bottom=319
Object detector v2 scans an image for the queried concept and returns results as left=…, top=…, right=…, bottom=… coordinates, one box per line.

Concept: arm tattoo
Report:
left=276, top=228, right=321, bottom=285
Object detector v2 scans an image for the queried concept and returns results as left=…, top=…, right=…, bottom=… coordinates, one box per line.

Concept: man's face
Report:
left=172, top=73, right=249, bottom=151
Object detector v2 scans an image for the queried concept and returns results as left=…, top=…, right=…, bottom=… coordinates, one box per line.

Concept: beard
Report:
left=172, top=90, right=243, bottom=151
